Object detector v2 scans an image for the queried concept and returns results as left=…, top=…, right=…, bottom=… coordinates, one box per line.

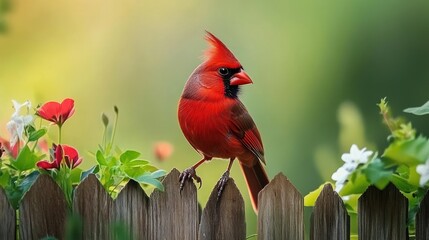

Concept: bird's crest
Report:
left=204, top=31, right=240, bottom=67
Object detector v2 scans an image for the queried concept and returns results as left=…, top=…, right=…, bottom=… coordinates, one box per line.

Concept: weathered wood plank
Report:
left=148, top=168, right=199, bottom=240
left=198, top=178, right=245, bottom=240
left=19, top=174, right=67, bottom=240
left=73, top=174, right=113, bottom=240
left=0, top=187, right=15, bottom=239
left=258, top=173, right=304, bottom=240
left=358, top=183, right=408, bottom=240
left=416, top=190, right=429, bottom=240
left=113, top=180, right=149, bottom=240
left=310, top=184, right=349, bottom=240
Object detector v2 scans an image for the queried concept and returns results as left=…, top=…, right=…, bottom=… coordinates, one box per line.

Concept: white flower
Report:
left=331, top=144, right=373, bottom=193
left=341, top=144, right=373, bottom=171
left=416, top=160, right=429, bottom=187
left=332, top=166, right=350, bottom=184
left=11, top=100, right=31, bottom=117
left=332, top=166, right=351, bottom=192
left=6, top=100, right=33, bottom=147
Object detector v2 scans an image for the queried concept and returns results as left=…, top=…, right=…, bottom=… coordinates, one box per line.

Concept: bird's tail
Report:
left=239, top=160, right=270, bottom=213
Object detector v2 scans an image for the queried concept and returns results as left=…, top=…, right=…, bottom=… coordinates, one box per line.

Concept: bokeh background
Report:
left=1, top=0, right=429, bottom=234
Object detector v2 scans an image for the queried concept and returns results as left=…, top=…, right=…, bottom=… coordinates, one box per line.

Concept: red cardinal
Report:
left=178, top=32, right=269, bottom=212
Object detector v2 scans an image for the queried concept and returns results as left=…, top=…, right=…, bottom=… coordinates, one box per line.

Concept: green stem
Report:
left=31, top=118, right=43, bottom=152
left=58, top=125, right=62, bottom=145
left=108, top=111, right=118, bottom=154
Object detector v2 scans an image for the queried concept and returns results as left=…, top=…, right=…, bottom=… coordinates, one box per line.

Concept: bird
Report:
left=177, top=31, right=269, bottom=212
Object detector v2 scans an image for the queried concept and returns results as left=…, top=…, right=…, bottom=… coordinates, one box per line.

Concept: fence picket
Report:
left=310, top=184, right=349, bottom=240
left=19, top=174, right=67, bottom=240
left=358, top=183, right=408, bottom=240
left=198, top=178, right=246, bottom=240
left=73, top=174, right=113, bottom=239
left=113, top=180, right=150, bottom=240
left=3, top=169, right=428, bottom=239
left=148, top=168, right=199, bottom=240
left=416, top=190, right=429, bottom=240
left=0, top=187, right=15, bottom=239
left=258, top=173, right=304, bottom=240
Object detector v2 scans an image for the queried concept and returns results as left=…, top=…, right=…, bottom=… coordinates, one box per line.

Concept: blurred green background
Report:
left=1, top=0, right=429, bottom=234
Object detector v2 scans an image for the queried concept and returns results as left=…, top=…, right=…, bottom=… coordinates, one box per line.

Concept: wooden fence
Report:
left=0, top=168, right=429, bottom=239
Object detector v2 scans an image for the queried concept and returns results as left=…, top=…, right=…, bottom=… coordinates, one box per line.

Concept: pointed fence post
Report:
left=310, top=184, right=349, bottom=240
left=73, top=174, right=113, bottom=239
left=416, top=190, right=429, bottom=240
left=358, top=184, right=408, bottom=240
left=198, top=178, right=246, bottom=240
left=113, top=180, right=150, bottom=240
left=0, top=187, right=15, bottom=239
left=258, top=173, right=304, bottom=240
left=148, top=168, right=199, bottom=240
left=19, top=174, right=68, bottom=240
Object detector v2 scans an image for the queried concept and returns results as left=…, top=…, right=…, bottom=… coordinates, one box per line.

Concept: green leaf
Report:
left=11, top=145, right=42, bottom=171
left=362, top=158, right=393, bottom=189
left=20, top=171, right=40, bottom=196
left=124, top=159, right=149, bottom=168
left=119, top=150, right=140, bottom=164
left=133, top=174, right=164, bottom=191
left=148, top=169, right=166, bottom=178
left=404, top=101, right=429, bottom=115
left=130, top=170, right=166, bottom=191
left=28, top=128, right=47, bottom=142
left=96, top=150, right=108, bottom=166
left=0, top=171, right=10, bottom=187
left=70, top=168, right=83, bottom=184
left=389, top=174, right=418, bottom=193
left=383, top=136, right=429, bottom=165
left=304, top=182, right=331, bottom=206
left=340, top=173, right=371, bottom=195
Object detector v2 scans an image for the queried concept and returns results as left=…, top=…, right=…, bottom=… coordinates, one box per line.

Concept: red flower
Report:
left=37, top=98, right=75, bottom=126
left=37, top=144, right=82, bottom=170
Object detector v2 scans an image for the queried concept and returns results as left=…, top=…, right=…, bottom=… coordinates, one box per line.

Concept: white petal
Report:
left=22, top=115, right=33, bottom=125
left=341, top=153, right=353, bottom=163
left=332, top=166, right=350, bottom=183
left=417, top=164, right=428, bottom=175
left=420, top=174, right=429, bottom=187
left=6, top=120, right=18, bottom=147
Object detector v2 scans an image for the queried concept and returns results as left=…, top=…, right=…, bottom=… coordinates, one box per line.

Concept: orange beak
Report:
left=230, top=70, right=253, bottom=86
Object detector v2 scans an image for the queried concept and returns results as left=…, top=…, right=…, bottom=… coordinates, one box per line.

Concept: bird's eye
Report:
left=218, top=67, right=229, bottom=76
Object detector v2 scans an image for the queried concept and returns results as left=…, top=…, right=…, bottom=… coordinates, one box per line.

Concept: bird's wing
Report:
left=229, top=101, right=265, bottom=164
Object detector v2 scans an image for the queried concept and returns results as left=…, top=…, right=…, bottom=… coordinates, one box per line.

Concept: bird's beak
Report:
left=230, top=70, right=253, bottom=86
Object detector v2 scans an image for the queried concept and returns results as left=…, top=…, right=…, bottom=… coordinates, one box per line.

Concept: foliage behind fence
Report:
left=0, top=168, right=429, bottom=239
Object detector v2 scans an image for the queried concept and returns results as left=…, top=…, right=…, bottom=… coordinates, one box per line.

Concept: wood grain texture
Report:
left=416, top=190, right=429, bottom=240
left=358, top=184, right=408, bottom=240
left=19, top=174, right=67, bottom=240
left=0, top=187, right=15, bottom=239
left=258, top=173, right=304, bottom=240
left=310, top=184, right=349, bottom=240
left=73, top=174, right=113, bottom=240
left=198, top=178, right=245, bottom=240
left=148, top=168, right=199, bottom=240
left=113, top=180, right=149, bottom=240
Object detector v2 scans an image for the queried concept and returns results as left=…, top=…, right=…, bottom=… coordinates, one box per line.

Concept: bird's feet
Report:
left=216, top=170, right=230, bottom=200
left=179, top=167, right=202, bottom=192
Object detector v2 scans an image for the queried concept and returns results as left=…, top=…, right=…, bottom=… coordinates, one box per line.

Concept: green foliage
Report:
left=11, top=145, right=44, bottom=171
left=90, top=107, right=166, bottom=198
left=306, top=98, right=429, bottom=235
left=404, top=101, right=429, bottom=116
